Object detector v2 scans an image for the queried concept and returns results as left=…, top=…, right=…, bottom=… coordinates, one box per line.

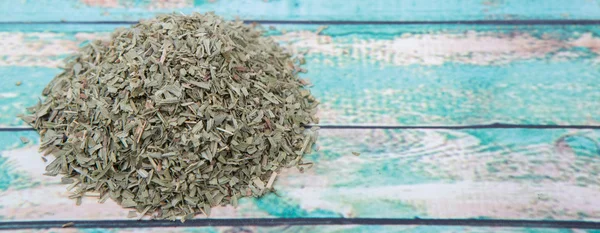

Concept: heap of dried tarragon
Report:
left=21, top=13, right=318, bottom=221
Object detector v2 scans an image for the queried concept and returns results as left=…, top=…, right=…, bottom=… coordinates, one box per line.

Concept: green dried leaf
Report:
left=21, top=12, right=319, bottom=221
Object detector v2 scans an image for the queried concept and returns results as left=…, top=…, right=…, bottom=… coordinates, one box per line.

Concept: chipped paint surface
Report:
left=81, top=0, right=189, bottom=9
left=2, top=2, right=600, bottom=231
left=3, top=0, right=600, bottom=22
left=0, top=32, right=109, bottom=67
left=4, top=128, right=600, bottom=222
left=2, top=30, right=600, bottom=67
left=3, top=27, right=600, bottom=128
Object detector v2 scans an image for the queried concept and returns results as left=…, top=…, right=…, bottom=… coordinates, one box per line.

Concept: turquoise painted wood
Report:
left=2, top=2, right=600, bottom=232
left=1, top=0, right=600, bottom=22
left=4, top=61, right=600, bottom=127
left=2, top=24, right=600, bottom=128
left=4, top=128, right=600, bottom=221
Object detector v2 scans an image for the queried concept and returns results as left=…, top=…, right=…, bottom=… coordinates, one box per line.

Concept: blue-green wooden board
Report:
left=2, top=0, right=600, bottom=22
left=2, top=1, right=600, bottom=232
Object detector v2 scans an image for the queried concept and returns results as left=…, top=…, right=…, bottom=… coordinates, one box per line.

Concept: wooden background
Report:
left=2, top=0, right=600, bottom=232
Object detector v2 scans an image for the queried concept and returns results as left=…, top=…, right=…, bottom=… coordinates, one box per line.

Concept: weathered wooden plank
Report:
left=2, top=22, right=600, bottom=35
left=2, top=0, right=600, bottom=22
left=1, top=25, right=600, bottom=126
left=2, top=128, right=600, bottom=221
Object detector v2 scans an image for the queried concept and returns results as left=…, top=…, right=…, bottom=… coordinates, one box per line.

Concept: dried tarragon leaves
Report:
left=21, top=12, right=318, bottom=221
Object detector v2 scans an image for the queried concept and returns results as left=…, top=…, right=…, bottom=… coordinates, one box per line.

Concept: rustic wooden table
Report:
left=1, top=0, right=600, bottom=232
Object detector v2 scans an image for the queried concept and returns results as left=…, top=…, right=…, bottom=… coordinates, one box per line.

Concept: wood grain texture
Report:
left=1, top=25, right=600, bottom=127
left=2, top=128, right=600, bottom=222
left=2, top=0, right=600, bottom=22
left=1, top=2, right=600, bottom=230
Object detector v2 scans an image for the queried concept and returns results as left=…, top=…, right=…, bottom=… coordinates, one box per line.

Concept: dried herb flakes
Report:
left=22, top=12, right=318, bottom=221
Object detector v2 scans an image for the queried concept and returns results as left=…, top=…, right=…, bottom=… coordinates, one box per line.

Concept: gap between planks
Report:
left=2, top=218, right=600, bottom=230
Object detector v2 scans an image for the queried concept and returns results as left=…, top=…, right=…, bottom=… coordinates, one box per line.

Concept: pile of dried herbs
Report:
left=21, top=12, right=318, bottom=221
